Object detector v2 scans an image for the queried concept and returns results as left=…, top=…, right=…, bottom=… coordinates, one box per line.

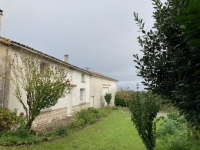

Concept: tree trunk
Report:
left=25, top=117, right=35, bottom=130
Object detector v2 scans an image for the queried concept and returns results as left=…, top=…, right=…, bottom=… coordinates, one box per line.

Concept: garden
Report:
left=1, top=104, right=200, bottom=150
left=1, top=0, right=200, bottom=149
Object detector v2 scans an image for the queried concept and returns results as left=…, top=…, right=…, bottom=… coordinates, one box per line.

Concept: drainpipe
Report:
left=2, top=49, right=8, bottom=108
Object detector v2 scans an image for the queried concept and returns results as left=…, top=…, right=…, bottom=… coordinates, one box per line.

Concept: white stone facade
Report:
left=0, top=36, right=118, bottom=128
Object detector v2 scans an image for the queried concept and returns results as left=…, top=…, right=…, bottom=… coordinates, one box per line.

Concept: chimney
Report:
left=64, top=55, right=68, bottom=63
left=0, top=10, right=3, bottom=32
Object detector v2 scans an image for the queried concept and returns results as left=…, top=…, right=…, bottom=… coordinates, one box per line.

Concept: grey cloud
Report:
left=0, top=0, right=155, bottom=91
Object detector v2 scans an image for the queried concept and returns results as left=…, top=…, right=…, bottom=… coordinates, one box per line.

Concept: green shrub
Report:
left=76, top=109, right=97, bottom=125
left=157, top=119, right=180, bottom=137
left=177, top=115, right=187, bottom=123
left=161, top=133, right=190, bottom=150
left=56, top=126, right=68, bottom=136
left=15, top=126, right=31, bottom=139
left=0, top=108, right=23, bottom=131
left=104, top=93, right=112, bottom=106
left=156, top=118, right=166, bottom=128
left=115, top=97, right=131, bottom=107
left=69, top=107, right=112, bottom=130
left=68, top=119, right=85, bottom=130
left=87, top=107, right=99, bottom=113
left=167, top=112, right=179, bottom=120
left=0, top=107, right=114, bottom=145
left=129, top=91, right=160, bottom=150
left=167, top=112, right=187, bottom=124
left=187, top=126, right=200, bottom=141
left=87, top=107, right=101, bottom=119
left=115, top=98, right=128, bottom=107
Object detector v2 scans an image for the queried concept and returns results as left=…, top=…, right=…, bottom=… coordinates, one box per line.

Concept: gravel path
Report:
left=157, top=112, right=168, bottom=118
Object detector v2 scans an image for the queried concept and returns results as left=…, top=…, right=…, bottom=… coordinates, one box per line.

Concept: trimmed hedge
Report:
left=114, top=98, right=130, bottom=107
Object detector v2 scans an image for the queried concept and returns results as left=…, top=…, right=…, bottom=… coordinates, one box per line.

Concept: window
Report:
left=40, top=63, right=45, bottom=74
left=40, top=62, right=48, bottom=75
left=81, top=74, right=85, bottom=83
left=80, top=88, right=85, bottom=102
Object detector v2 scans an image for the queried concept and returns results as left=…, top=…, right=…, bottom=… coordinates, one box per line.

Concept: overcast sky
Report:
left=0, top=0, right=156, bottom=91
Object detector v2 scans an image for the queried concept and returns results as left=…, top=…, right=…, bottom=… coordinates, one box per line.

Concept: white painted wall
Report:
left=7, top=45, right=91, bottom=116
left=90, top=76, right=117, bottom=108
left=7, top=46, right=72, bottom=115
left=52, top=70, right=91, bottom=113
left=8, top=47, right=28, bottom=115
left=3, top=43, right=115, bottom=118
left=69, top=70, right=90, bottom=106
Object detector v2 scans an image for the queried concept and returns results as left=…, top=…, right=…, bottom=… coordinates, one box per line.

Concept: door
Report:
left=103, top=87, right=109, bottom=106
left=103, top=87, right=109, bottom=96
left=67, top=89, right=73, bottom=116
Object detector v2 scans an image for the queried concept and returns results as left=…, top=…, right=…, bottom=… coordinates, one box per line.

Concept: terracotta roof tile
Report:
left=0, top=36, right=12, bottom=45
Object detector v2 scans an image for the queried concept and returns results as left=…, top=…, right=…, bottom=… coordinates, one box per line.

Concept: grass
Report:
left=0, top=110, right=145, bottom=150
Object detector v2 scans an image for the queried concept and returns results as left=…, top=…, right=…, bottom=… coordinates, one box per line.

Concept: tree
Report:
left=133, top=0, right=200, bottom=128
left=9, top=50, right=70, bottom=129
left=129, top=88, right=160, bottom=150
left=115, top=87, right=132, bottom=107
left=104, top=93, right=112, bottom=106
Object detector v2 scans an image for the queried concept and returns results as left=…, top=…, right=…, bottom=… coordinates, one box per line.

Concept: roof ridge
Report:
left=0, top=36, right=118, bottom=81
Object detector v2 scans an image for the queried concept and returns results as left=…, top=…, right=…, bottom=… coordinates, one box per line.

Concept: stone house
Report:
left=0, top=36, right=117, bottom=129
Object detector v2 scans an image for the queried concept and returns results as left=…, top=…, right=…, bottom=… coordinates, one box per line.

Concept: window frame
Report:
left=40, top=62, right=47, bottom=75
left=81, top=74, right=85, bottom=83
left=80, top=88, right=85, bottom=102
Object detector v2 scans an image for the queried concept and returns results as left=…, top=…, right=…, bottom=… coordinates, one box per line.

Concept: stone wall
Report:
left=72, top=102, right=90, bottom=114
left=31, top=103, right=90, bottom=131
left=32, top=107, right=68, bottom=130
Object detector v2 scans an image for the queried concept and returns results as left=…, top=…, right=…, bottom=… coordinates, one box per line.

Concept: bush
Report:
left=167, top=112, right=179, bottom=120
left=87, top=107, right=99, bottom=113
left=76, top=109, right=97, bottom=125
left=0, top=108, right=23, bottom=131
left=129, top=91, right=160, bottom=150
left=15, top=126, right=31, bottom=139
left=160, top=133, right=190, bottom=150
left=56, top=126, right=68, bottom=136
left=98, top=108, right=109, bottom=117
left=187, top=126, right=200, bottom=141
left=157, top=119, right=180, bottom=137
left=156, top=115, right=200, bottom=150
left=104, top=93, right=112, bottom=106
left=0, top=107, right=114, bottom=145
left=68, top=119, right=85, bottom=130
left=70, top=107, right=112, bottom=130
left=177, top=115, right=187, bottom=124
left=115, top=98, right=129, bottom=107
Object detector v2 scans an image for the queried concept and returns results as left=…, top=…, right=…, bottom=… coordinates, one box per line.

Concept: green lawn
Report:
left=0, top=110, right=145, bottom=150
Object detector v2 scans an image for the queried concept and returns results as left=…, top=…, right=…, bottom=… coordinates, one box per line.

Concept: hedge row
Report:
left=114, top=98, right=130, bottom=107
